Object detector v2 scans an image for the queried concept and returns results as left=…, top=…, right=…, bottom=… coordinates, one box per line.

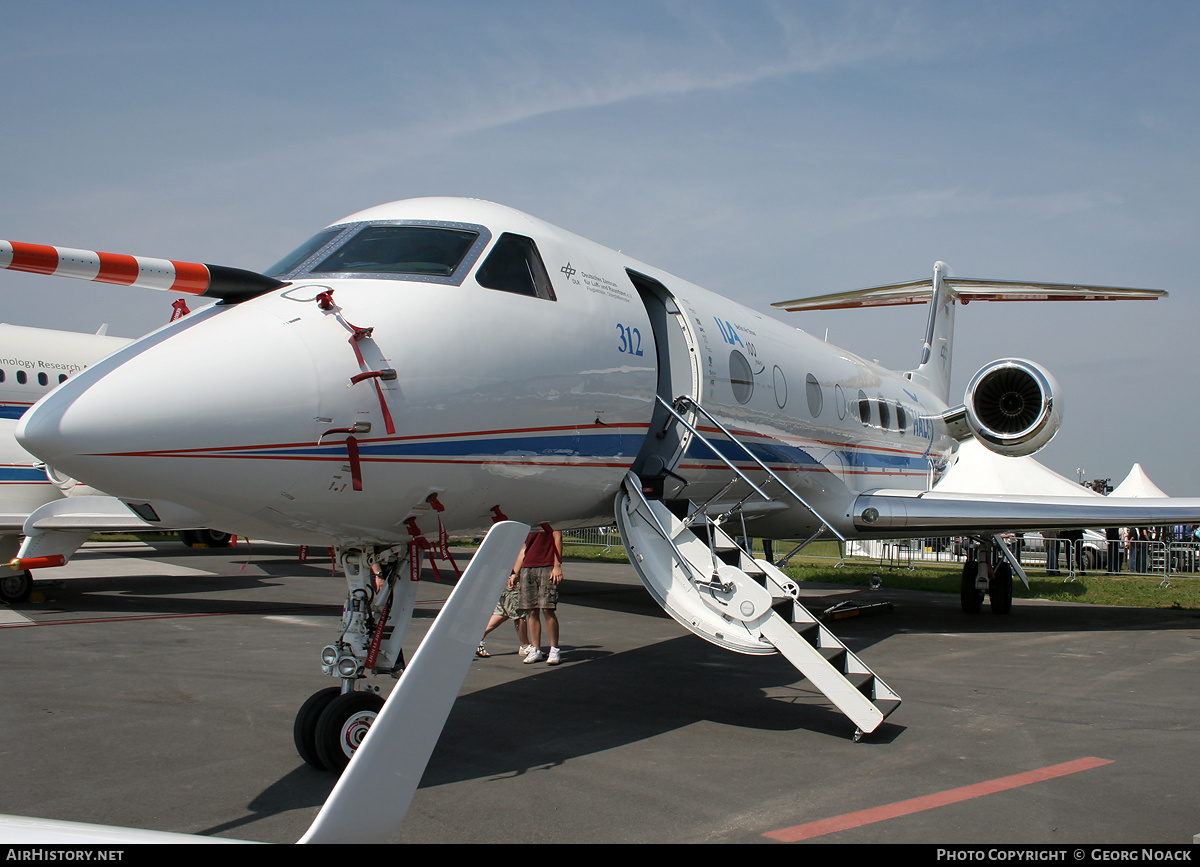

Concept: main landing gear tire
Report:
left=0, top=570, right=32, bottom=604
left=990, top=562, right=1013, bottom=616
left=960, top=560, right=983, bottom=614
left=199, top=530, right=232, bottom=548
left=294, top=687, right=341, bottom=770
left=179, top=529, right=233, bottom=548
left=313, top=690, right=385, bottom=772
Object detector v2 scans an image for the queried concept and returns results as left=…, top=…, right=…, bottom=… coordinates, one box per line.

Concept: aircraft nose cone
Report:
left=17, top=303, right=322, bottom=513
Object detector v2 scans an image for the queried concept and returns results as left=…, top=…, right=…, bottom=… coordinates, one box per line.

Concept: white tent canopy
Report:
left=1109, top=463, right=1169, bottom=498
left=933, top=439, right=1103, bottom=498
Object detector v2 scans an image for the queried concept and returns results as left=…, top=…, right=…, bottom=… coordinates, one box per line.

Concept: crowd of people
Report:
left=1038, top=524, right=1198, bottom=574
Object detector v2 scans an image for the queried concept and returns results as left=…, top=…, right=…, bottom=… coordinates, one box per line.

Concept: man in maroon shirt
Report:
left=513, top=523, right=564, bottom=665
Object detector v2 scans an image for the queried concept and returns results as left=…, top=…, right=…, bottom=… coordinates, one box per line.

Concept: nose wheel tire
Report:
left=0, top=570, right=32, bottom=605
left=314, top=690, right=385, bottom=772
left=293, top=687, right=341, bottom=770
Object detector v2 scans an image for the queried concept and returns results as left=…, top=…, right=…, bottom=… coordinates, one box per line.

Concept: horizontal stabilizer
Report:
left=773, top=277, right=1166, bottom=312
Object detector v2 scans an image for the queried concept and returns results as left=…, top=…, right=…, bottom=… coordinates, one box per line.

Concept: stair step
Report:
left=792, top=621, right=819, bottom=645
left=873, top=698, right=902, bottom=719
left=617, top=470, right=900, bottom=738
left=820, top=646, right=847, bottom=669
left=847, top=672, right=875, bottom=694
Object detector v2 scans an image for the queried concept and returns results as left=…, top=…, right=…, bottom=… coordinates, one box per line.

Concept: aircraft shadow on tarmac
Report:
left=186, top=561, right=1199, bottom=839
left=198, top=631, right=890, bottom=838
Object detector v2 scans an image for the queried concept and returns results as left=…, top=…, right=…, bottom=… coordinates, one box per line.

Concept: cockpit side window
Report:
left=475, top=233, right=556, bottom=301
left=265, top=227, right=346, bottom=277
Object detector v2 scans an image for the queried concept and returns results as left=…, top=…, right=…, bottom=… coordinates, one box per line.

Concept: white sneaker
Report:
left=547, top=647, right=561, bottom=666
left=518, top=644, right=534, bottom=657
left=523, top=648, right=544, bottom=664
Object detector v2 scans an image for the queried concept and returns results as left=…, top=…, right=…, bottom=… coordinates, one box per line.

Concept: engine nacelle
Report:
left=948, top=358, right=1062, bottom=457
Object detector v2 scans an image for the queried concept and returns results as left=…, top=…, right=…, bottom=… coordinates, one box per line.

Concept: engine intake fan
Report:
left=946, top=358, right=1062, bottom=457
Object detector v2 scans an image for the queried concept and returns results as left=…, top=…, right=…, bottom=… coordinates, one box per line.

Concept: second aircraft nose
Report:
left=17, top=301, right=323, bottom=516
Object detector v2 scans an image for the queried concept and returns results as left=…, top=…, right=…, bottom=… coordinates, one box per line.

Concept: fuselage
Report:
left=16, top=198, right=957, bottom=546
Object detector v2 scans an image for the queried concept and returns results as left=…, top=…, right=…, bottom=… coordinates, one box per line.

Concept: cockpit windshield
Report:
left=311, top=226, right=478, bottom=276
left=265, top=221, right=490, bottom=285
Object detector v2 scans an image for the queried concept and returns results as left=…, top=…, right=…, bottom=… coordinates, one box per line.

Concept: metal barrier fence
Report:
left=562, top=528, right=1200, bottom=581
left=562, top=526, right=624, bottom=553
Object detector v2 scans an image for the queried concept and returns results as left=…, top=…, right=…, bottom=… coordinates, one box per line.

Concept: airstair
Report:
left=616, top=398, right=901, bottom=739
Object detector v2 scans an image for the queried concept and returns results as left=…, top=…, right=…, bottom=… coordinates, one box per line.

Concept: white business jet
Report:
left=0, top=322, right=132, bottom=601
left=4, top=196, right=1199, bottom=794
left=0, top=321, right=235, bottom=604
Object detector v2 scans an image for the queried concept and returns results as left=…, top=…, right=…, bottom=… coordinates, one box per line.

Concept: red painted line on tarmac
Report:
left=763, top=756, right=1114, bottom=842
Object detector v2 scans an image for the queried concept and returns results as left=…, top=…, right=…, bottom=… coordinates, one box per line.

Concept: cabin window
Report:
left=857, top=389, right=870, bottom=425
left=773, top=366, right=787, bottom=409
left=729, top=350, right=754, bottom=404
left=877, top=399, right=890, bottom=430
left=16, top=371, right=26, bottom=385
left=0, top=370, right=5, bottom=383
left=805, top=373, right=822, bottom=417
left=475, top=233, right=556, bottom=301
left=896, top=405, right=907, bottom=433
left=37, top=372, right=48, bottom=386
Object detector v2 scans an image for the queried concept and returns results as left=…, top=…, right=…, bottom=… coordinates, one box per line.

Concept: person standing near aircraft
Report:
left=513, top=524, right=564, bottom=665
left=476, top=578, right=532, bottom=658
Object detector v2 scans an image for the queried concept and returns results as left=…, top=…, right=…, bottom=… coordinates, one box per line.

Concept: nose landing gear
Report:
left=294, top=545, right=413, bottom=772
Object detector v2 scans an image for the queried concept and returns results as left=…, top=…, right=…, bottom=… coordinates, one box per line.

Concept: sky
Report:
left=2, top=1, right=1198, bottom=492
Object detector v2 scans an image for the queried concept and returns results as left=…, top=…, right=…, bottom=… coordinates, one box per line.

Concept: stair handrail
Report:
left=655, top=396, right=770, bottom=500
left=621, top=472, right=703, bottom=585
left=659, top=396, right=846, bottom=543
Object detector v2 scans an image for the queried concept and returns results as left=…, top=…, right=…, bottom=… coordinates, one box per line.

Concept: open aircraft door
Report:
left=626, top=269, right=702, bottom=498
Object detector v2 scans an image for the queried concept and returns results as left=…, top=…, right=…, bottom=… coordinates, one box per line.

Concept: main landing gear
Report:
left=960, top=538, right=1013, bottom=615
left=0, top=568, right=32, bottom=604
left=293, top=546, right=417, bottom=772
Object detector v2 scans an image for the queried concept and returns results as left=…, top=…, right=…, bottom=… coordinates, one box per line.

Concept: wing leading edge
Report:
left=851, top=490, right=1200, bottom=536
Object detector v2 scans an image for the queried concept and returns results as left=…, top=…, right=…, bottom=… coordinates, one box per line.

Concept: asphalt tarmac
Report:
left=1, top=539, right=1198, bottom=844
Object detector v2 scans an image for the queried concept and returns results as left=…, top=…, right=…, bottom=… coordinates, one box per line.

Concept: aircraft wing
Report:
left=13, top=495, right=163, bottom=569
left=850, top=489, right=1200, bottom=536
left=0, top=513, right=31, bottom=533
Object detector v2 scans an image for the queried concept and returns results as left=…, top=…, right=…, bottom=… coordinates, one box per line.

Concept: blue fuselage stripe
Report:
left=165, top=430, right=928, bottom=473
